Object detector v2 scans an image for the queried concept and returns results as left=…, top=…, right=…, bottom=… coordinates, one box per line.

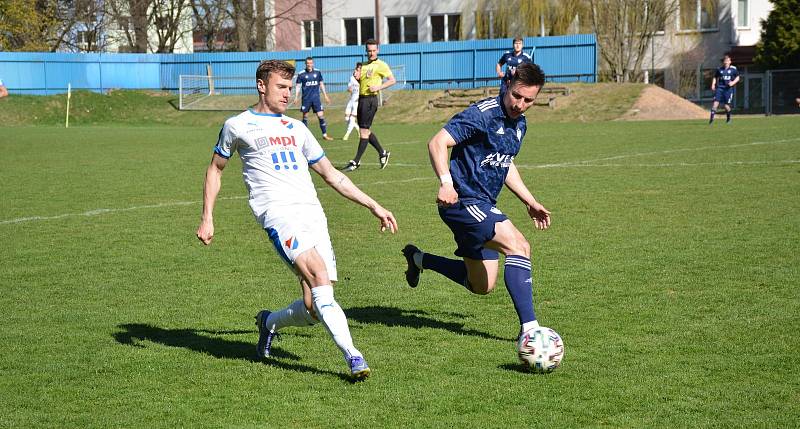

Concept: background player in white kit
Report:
left=342, top=62, right=361, bottom=140
left=196, top=60, right=398, bottom=380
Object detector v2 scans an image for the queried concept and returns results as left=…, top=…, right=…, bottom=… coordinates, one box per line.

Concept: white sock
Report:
left=265, top=299, right=317, bottom=331
left=311, top=285, right=362, bottom=359
left=346, top=117, right=358, bottom=135
left=522, top=320, right=540, bottom=333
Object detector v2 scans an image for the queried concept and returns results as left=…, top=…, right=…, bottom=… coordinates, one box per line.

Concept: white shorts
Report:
left=257, top=207, right=337, bottom=282
left=345, top=99, right=358, bottom=117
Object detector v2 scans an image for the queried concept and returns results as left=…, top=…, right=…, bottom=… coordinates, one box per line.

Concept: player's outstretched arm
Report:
left=311, top=157, right=398, bottom=233
left=505, top=162, right=550, bottom=230
left=197, top=154, right=228, bottom=245
left=428, top=129, right=459, bottom=207
left=496, top=63, right=504, bottom=79
left=292, top=83, right=301, bottom=105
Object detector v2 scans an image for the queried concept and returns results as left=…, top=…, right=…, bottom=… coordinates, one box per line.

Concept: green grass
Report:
left=1, top=116, right=799, bottom=428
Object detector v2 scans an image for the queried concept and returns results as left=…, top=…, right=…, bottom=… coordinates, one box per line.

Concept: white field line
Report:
left=0, top=177, right=430, bottom=225
left=3, top=137, right=797, bottom=225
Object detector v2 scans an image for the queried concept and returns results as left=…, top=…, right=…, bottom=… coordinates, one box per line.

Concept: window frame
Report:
left=677, top=0, right=719, bottom=33
left=736, top=0, right=749, bottom=29
left=301, top=20, right=323, bottom=49
left=387, top=15, right=418, bottom=44
left=343, top=17, right=375, bottom=46
left=430, top=13, right=461, bottom=42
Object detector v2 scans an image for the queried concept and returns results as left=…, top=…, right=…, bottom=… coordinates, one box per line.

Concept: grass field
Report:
left=1, top=116, right=799, bottom=427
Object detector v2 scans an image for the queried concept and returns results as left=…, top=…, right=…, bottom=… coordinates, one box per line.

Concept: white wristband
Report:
left=439, top=174, right=453, bottom=185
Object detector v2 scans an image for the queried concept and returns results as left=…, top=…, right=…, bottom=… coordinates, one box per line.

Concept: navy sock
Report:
left=726, top=111, right=731, bottom=121
left=302, top=117, right=308, bottom=127
left=504, top=255, right=536, bottom=325
left=421, top=253, right=470, bottom=291
left=320, top=117, right=328, bottom=135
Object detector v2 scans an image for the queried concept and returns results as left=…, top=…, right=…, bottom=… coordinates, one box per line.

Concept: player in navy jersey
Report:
left=293, top=57, right=334, bottom=140
left=496, top=37, right=533, bottom=93
left=709, top=55, right=740, bottom=124
left=402, top=63, right=552, bottom=346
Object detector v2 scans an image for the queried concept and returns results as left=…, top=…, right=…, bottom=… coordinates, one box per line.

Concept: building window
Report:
left=679, top=0, right=718, bottom=31
left=737, top=0, right=748, bottom=27
left=387, top=15, right=418, bottom=43
left=303, top=20, right=322, bottom=48
left=344, top=17, right=374, bottom=46
left=431, top=14, right=460, bottom=42
left=77, top=30, right=94, bottom=50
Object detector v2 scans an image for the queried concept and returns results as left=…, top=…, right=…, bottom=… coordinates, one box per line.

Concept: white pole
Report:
left=65, top=83, right=72, bottom=128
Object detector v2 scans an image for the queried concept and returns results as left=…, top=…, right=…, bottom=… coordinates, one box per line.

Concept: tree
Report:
left=105, top=0, right=192, bottom=53
left=589, top=0, right=679, bottom=82
left=0, top=0, right=58, bottom=51
left=190, top=0, right=232, bottom=51
left=754, top=0, right=800, bottom=69
left=473, top=0, right=590, bottom=39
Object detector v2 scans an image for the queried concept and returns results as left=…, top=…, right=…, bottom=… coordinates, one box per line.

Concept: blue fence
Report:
left=0, top=34, right=596, bottom=95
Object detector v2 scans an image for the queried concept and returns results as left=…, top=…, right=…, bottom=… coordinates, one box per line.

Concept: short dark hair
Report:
left=305, top=56, right=313, bottom=62
left=513, top=37, right=523, bottom=43
left=256, top=60, right=295, bottom=83
left=509, top=63, right=545, bottom=88
left=722, top=54, right=731, bottom=61
left=355, top=62, right=362, bottom=68
left=365, top=38, right=378, bottom=47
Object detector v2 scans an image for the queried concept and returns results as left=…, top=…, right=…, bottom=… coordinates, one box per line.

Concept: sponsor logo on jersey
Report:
left=480, top=153, right=514, bottom=168
left=269, top=136, right=297, bottom=147
left=496, top=127, right=505, bottom=135
left=284, top=236, right=299, bottom=250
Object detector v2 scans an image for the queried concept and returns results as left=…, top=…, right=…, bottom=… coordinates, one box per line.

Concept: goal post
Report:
left=178, top=65, right=406, bottom=111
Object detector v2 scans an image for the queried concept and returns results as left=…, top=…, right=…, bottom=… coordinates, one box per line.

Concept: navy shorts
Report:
left=714, top=87, right=734, bottom=105
left=438, top=200, right=508, bottom=260
left=301, top=99, right=323, bottom=113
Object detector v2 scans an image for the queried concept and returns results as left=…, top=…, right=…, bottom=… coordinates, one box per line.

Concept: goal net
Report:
left=179, top=65, right=406, bottom=111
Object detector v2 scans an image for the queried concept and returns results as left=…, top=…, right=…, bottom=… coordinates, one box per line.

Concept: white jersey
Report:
left=214, top=109, right=326, bottom=218
left=348, top=75, right=359, bottom=104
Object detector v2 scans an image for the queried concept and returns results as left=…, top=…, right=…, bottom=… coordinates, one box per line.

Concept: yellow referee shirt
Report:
left=359, top=59, right=393, bottom=96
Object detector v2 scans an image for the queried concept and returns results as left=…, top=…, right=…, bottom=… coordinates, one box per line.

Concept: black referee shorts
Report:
left=356, top=95, right=379, bottom=129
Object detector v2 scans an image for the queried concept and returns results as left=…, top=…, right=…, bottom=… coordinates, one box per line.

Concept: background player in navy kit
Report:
left=710, top=55, right=740, bottom=124
left=496, top=37, right=532, bottom=93
left=402, top=63, right=551, bottom=343
left=293, top=57, right=334, bottom=140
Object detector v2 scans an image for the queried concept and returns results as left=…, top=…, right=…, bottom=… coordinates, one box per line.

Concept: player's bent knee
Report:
left=467, top=277, right=496, bottom=295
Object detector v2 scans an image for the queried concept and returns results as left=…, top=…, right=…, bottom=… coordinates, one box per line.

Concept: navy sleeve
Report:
left=443, top=106, right=485, bottom=145
left=498, top=53, right=509, bottom=65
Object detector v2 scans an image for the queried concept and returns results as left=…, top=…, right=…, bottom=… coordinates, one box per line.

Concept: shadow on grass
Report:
left=345, top=305, right=509, bottom=342
left=498, top=363, right=533, bottom=374
left=114, top=323, right=351, bottom=382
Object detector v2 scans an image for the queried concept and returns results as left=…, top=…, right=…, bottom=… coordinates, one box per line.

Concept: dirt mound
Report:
left=618, top=85, right=707, bottom=121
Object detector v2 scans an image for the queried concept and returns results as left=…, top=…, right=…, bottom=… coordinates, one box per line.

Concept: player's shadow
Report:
left=114, top=323, right=350, bottom=381
left=345, top=306, right=509, bottom=341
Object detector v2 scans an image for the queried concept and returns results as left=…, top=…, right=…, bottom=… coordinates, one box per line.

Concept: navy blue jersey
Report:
left=498, top=51, right=533, bottom=80
left=714, top=66, right=739, bottom=90
left=443, top=96, right=527, bottom=205
left=296, top=69, right=324, bottom=103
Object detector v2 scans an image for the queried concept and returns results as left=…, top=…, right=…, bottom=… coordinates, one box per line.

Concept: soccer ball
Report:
left=517, top=327, right=564, bottom=373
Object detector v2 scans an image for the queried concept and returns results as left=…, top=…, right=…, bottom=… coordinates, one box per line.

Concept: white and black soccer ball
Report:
left=517, top=327, right=564, bottom=373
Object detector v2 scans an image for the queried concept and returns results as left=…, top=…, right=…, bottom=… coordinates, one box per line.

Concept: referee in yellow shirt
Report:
left=341, top=39, right=396, bottom=172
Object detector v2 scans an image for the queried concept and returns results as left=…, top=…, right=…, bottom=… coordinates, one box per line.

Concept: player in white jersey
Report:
left=342, top=63, right=361, bottom=140
left=196, top=60, right=398, bottom=381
